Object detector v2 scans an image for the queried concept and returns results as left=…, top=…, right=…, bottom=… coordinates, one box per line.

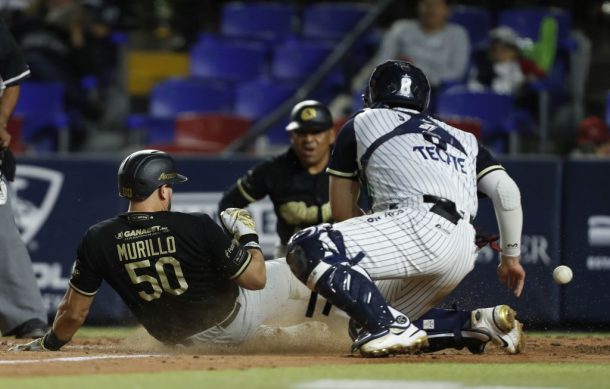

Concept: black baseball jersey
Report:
left=69, top=211, right=252, bottom=344
left=0, top=21, right=30, bottom=87
left=219, top=147, right=332, bottom=245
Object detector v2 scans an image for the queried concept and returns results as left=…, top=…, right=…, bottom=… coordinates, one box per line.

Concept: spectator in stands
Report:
left=571, top=116, right=610, bottom=157
left=15, top=0, right=103, bottom=149
left=468, top=26, right=546, bottom=113
left=352, top=0, right=470, bottom=93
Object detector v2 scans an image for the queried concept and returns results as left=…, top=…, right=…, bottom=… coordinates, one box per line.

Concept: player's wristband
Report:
left=42, top=330, right=69, bottom=351
left=239, top=233, right=260, bottom=249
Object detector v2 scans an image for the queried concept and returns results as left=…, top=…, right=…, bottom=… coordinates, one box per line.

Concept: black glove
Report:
left=0, top=148, right=16, bottom=182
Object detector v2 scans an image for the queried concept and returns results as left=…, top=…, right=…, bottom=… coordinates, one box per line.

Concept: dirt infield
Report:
left=1, top=326, right=609, bottom=377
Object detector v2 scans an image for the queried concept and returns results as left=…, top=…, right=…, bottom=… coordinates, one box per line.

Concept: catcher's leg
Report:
left=286, top=224, right=428, bottom=357
left=348, top=306, right=524, bottom=354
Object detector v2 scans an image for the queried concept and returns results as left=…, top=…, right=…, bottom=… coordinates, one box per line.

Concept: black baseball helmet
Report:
left=286, top=100, right=333, bottom=132
left=118, top=149, right=187, bottom=200
left=364, top=60, right=430, bottom=112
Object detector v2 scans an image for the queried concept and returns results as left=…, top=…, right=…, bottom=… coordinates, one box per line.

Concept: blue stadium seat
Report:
left=190, top=38, right=268, bottom=82
left=14, top=82, right=69, bottom=151
left=271, top=39, right=344, bottom=104
left=449, top=6, right=492, bottom=49
left=150, top=77, right=233, bottom=118
left=130, top=77, right=233, bottom=145
left=234, top=78, right=296, bottom=120
left=271, top=39, right=333, bottom=81
left=234, top=78, right=298, bottom=144
left=436, top=86, right=516, bottom=152
left=221, top=2, right=296, bottom=42
left=302, top=2, right=371, bottom=39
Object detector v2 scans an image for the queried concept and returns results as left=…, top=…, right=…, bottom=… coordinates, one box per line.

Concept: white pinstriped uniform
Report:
left=325, top=107, right=482, bottom=320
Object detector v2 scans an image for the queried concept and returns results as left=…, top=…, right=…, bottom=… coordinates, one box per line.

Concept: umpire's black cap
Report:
left=118, top=149, right=187, bottom=200
left=286, top=100, right=333, bottom=132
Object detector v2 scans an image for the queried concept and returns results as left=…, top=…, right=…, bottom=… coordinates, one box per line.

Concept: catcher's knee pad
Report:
left=286, top=224, right=347, bottom=286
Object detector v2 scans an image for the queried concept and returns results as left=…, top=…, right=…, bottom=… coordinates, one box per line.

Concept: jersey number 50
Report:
left=124, top=257, right=189, bottom=301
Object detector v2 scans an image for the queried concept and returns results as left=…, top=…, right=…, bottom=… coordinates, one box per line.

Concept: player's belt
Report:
left=218, top=301, right=242, bottom=329
left=423, top=195, right=472, bottom=225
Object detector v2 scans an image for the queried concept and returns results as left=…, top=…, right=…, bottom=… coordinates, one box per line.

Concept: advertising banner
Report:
left=563, top=159, right=610, bottom=324
left=442, top=158, right=562, bottom=325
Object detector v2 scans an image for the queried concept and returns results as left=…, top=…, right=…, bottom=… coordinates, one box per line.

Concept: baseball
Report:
left=553, top=265, right=573, bottom=284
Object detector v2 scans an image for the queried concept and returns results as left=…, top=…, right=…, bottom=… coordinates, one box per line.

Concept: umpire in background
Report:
left=219, top=100, right=335, bottom=258
left=0, top=20, right=48, bottom=338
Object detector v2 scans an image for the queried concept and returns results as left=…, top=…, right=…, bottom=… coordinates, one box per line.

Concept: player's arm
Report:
left=218, top=163, right=270, bottom=215
left=476, top=146, right=525, bottom=297
left=216, top=210, right=266, bottom=289
left=327, top=118, right=363, bottom=222
left=0, top=85, right=19, bottom=148
left=330, top=176, right=363, bottom=222
left=0, top=22, right=31, bottom=148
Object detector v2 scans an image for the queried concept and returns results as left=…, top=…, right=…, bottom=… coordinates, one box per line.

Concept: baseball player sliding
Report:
left=286, top=60, right=525, bottom=357
left=10, top=150, right=310, bottom=351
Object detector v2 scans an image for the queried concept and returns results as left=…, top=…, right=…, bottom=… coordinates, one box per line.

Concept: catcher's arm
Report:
left=329, top=176, right=363, bottom=222
left=10, top=287, right=93, bottom=351
left=477, top=169, right=525, bottom=297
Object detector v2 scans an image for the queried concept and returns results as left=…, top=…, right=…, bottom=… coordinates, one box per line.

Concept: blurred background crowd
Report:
left=1, top=0, right=609, bottom=157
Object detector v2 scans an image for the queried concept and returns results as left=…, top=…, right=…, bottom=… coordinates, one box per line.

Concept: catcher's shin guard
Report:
left=286, top=224, right=394, bottom=332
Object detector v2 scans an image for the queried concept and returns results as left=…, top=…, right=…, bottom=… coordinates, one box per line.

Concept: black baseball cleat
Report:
left=9, top=319, right=49, bottom=339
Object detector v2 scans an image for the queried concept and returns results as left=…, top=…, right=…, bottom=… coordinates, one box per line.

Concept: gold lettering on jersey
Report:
left=117, top=236, right=177, bottom=261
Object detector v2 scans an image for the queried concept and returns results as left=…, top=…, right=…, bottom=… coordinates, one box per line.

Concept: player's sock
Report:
left=413, top=308, right=491, bottom=354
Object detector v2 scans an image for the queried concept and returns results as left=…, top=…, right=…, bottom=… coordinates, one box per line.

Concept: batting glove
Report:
left=9, top=337, right=47, bottom=352
left=220, top=208, right=260, bottom=249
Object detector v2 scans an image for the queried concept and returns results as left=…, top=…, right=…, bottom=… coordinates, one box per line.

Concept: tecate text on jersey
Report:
left=412, top=145, right=467, bottom=174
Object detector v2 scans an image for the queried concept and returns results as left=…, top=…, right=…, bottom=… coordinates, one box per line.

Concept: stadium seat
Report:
left=14, top=82, right=69, bottom=152
left=148, top=114, right=250, bottom=154
left=221, top=2, right=296, bottom=42
left=150, top=77, right=233, bottom=118
left=130, top=77, right=234, bottom=145
left=302, top=2, right=371, bottom=39
left=190, top=38, right=268, bottom=82
left=234, top=78, right=298, bottom=144
left=436, top=86, right=515, bottom=152
left=234, top=78, right=296, bottom=121
left=271, top=39, right=334, bottom=81
left=271, top=39, right=345, bottom=104
left=449, top=6, right=492, bottom=49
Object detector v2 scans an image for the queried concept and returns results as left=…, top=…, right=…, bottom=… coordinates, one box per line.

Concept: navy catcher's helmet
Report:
left=118, top=149, right=187, bottom=200
left=286, top=100, right=333, bottom=132
left=364, top=60, right=430, bottom=112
